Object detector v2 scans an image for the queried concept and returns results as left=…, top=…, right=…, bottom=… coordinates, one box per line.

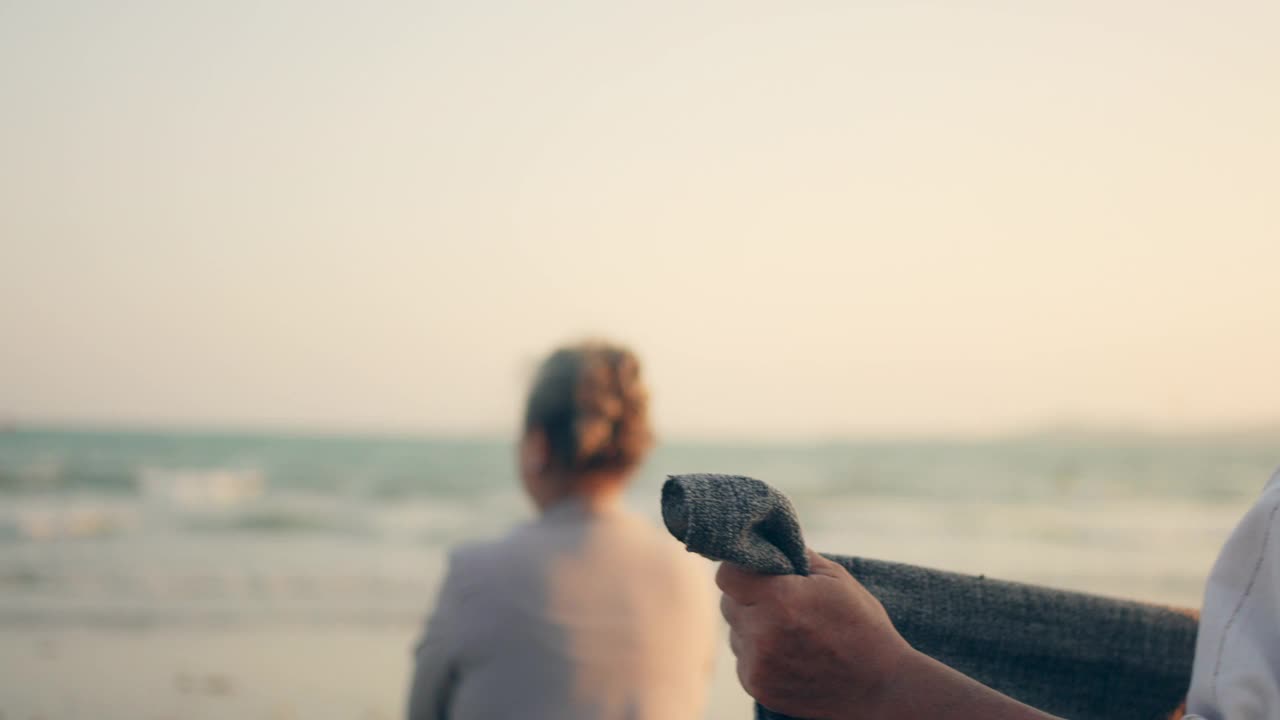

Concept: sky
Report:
left=1, top=1, right=1277, bottom=439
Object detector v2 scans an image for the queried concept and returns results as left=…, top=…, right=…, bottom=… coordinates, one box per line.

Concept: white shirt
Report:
left=407, top=498, right=718, bottom=720
left=1185, top=468, right=1280, bottom=720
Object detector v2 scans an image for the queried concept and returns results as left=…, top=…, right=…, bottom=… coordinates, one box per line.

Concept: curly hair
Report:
left=524, top=340, right=653, bottom=475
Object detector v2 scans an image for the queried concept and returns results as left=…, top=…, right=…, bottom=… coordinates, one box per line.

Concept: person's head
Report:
left=519, top=340, right=653, bottom=511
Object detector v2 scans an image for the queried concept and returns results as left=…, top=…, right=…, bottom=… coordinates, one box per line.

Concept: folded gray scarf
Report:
left=661, top=473, right=1197, bottom=720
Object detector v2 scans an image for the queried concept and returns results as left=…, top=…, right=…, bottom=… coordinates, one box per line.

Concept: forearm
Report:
left=858, top=649, right=1062, bottom=720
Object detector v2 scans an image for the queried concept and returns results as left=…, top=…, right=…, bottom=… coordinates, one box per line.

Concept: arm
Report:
left=1185, top=471, right=1280, bottom=719
left=406, top=555, right=467, bottom=720
left=868, top=649, right=1060, bottom=720
left=718, top=549, right=1059, bottom=720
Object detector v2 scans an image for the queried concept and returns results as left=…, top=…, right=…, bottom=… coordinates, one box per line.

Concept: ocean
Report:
left=2, top=427, right=1277, bottom=719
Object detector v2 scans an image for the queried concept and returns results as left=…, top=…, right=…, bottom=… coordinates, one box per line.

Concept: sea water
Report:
left=1, top=428, right=1276, bottom=719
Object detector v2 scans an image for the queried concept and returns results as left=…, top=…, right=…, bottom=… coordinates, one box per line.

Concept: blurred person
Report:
left=407, top=341, right=717, bottom=720
left=716, top=467, right=1280, bottom=720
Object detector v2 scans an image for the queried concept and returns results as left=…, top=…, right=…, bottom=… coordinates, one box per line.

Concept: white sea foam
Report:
left=0, top=496, right=139, bottom=542
left=137, top=467, right=265, bottom=509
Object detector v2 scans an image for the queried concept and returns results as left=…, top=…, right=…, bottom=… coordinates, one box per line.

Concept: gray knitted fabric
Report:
left=660, top=473, right=809, bottom=576
left=661, top=474, right=1197, bottom=720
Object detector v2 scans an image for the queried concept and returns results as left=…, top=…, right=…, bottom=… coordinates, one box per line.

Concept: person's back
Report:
left=407, top=341, right=717, bottom=720
left=423, top=501, right=715, bottom=720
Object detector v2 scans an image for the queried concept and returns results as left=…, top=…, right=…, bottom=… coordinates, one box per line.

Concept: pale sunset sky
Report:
left=1, top=1, right=1277, bottom=438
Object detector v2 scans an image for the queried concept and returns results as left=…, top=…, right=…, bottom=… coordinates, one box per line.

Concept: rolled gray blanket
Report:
left=662, top=473, right=1197, bottom=720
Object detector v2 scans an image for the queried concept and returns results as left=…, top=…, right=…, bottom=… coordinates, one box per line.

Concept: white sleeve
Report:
left=1185, top=469, right=1280, bottom=720
left=406, top=555, right=467, bottom=720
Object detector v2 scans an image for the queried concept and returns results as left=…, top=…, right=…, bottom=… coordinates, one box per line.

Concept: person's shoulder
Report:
left=1237, top=466, right=1280, bottom=529
left=619, top=511, right=719, bottom=629
left=439, top=537, right=506, bottom=599
left=621, top=511, right=714, bottom=583
left=1260, top=466, right=1280, bottom=499
left=423, top=539, right=514, bottom=657
left=441, top=522, right=541, bottom=592
left=1202, top=466, right=1280, bottom=591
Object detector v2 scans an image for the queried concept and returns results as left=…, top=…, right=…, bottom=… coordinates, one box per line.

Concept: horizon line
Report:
left=4, top=416, right=1279, bottom=445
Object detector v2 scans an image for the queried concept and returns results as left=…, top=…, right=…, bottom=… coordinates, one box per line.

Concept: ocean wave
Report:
left=0, top=506, right=138, bottom=542
left=0, top=460, right=138, bottom=494
left=183, top=507, right=368, bottom=536
left=137, top=467, right=265, bottom=508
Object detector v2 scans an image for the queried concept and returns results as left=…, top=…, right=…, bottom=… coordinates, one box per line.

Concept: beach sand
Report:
left=0, top=624, right=752, bottom=720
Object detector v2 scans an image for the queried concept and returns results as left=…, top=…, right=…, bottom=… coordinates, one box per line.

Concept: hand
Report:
left=717, top=549, right=912, bottom=719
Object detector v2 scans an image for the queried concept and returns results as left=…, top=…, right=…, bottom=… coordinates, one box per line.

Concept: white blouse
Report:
left=1185, top=468, right=1280, bottom=720
left=407, top=498, right=718, bottom=720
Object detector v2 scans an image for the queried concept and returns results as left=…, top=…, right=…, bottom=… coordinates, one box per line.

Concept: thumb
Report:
left=806, top=548, right=849, bottom=578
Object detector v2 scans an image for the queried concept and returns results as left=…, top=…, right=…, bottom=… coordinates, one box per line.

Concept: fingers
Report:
left=806, top=548, right=851, bottom=579
left=716, top=562, right=764, bottom=603
left=720, top=593, right=739, bottom=624
left=734, top=651, right=752, bottom=697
